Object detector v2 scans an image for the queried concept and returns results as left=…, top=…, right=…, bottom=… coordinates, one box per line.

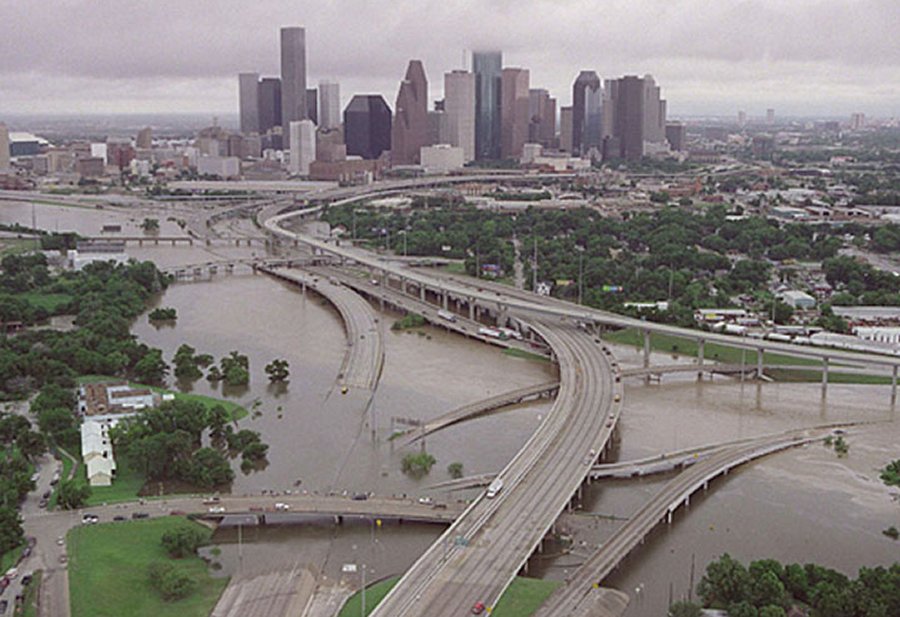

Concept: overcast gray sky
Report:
left=0, top=0, right=897, bottom=118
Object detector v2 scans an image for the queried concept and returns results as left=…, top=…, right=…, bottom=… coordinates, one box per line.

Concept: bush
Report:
left=161, top=525, right=207, bottom=558
left=148, top=561, right=195, bottom=601
left=391, top=314, right=426, bottom=331
left=447, top=462, right=464, bottom=479
left=148, top=307, right=177, bottom=321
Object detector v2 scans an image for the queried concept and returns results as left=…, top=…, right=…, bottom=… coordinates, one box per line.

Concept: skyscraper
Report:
left=319, top=81, right=341, bottom=130
left=472, top=51, right=502, bottom=160
left=0, top=123, right=9, bottom=171
left=391, top=60, right=429, bottom=165
left=258, top=78, right=282, bottom=134
left=306, top=88, right=318, bottom=125
left=136, top=127, right=153, bottom=150
left=344, top=95, right=392, bottom=160
left=603, top=74, right=667, bottom=161
left=280, top=27, right=307, bottom=144
left=613, top=75, right=645, bottom=161
left=289, top=120, right=316, bottom=175
left=572, top=71, right=602, bottom=156
left=239, top=72, right=261, bottom=134
left=559, top=107, right=574, bottom=153
left=500, top=68, right=529, bottom=159
left=444, top=70, right=476, bottom=162
left=642, top=75, right=666, bottom=144
left=528, top=89, right=556, bottom=148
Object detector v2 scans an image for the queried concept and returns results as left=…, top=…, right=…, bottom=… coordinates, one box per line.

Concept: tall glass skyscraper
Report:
left=472, top=51, right=502, bottom=160
left=280, top=27, right=307, bottom=145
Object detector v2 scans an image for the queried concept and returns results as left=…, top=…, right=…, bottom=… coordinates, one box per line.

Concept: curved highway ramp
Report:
left=262, top=266, right=384, bottom=391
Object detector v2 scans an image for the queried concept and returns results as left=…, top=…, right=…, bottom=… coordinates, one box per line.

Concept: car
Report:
left=274, top=502, right=290, bottom=511
left=131, top=512, right=149, bottom=520
left=613, top=394, right=621, bottom=402
left=58, top=554, right=67, bottom=565
left=202, top=496, right=221, bottom=505
left=20, top=574, right=32, bottom=586
left=471, top=601, right=486, bottom=614
left=4, top=569, right=16, bottom=580
left=169, top=510, right=186, bottom=516
left=56, top=537, right=64, bottom=546
left=0, top=578, right=8, bottom=592
left=81, top=514, right=99, bottom=525
left=341, top=386, right=349, bottom=394
left=113, top=515, right=126, bottom=522
left=417, top=496, right=434, bottom=505
left=208, top=506, right=226, bottom=514
left=351, top=493, right=368, bottom=501
left=25, top=537, right=35, bottom=549
left=41, top=490, right=51, bottom=500
left=21, top=547, right=31, bottom=559
left=0, top=599, right=7, bottom=614
left=38, top=498, right=48, bottom=509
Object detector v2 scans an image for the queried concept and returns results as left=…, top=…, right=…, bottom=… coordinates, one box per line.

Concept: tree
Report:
left=447, top=462, right=464, bottom=479
left=186, top=448, right=234, bottom=488
left=751, top=571, right=787, bottom=609
left=57, top=479, right=91, bottom=510
left=698, top=553, right=752, bottom=607
left=668, top=601, right=703, bottom=617
left=772, top=301, right=794, bottom=325
left=133, top=349, right=168, bottom=385
left=759, top=606, right=786, bottom=617
left=220, top=351, right=249, bottom=387
left=148, top=561, right=195, bottom=601
left=173, top=344, right=202, bottom=381
left=141, top=218, right=160, bottom=233
left=148, top=307, right=177, bottom=321
left=264, top=359, right=290, bottom=383
left=161, top=525, right=207, bottom=558
left=401, top=452, right=436, bottom=478
left=0, top=507, right=23, bottom=557
left=728, top=601, right=758, bottom=617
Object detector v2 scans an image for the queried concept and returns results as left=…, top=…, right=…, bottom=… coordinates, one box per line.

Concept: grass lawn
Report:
left=68, top=517, right=227, bottom=617
left=339, top=576, right=560, bottom=617
left=502, top=348, right=552, bottom=363
left=766, top=368, right=893, bottom=385
left=603, top=328, right=822, bottom=367
left=440, top=262, right=466, bottom=275
left=82, top=458, right=147, bottom=506
left=49, top=449, right=77, bottom=510
left=492, top=577, right=562, bottom=617
left=0, top=238, right=40, bottom=258
left=17, top=292, right=73, bottom=312
left=76, top=375, right=248, bottom=421
left=338, top=576, right=400, bottom=617
left=18, top=569, right=41, bottom=617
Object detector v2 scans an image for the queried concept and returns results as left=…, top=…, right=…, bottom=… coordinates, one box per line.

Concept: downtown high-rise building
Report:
left=391, top=60, right=430, bottom=165
left=306, top=88, right=318, bottom=125
left=258, top=78, right=282, bottom=134
left=500, top=67, right=529, bottom=159
left=572, top=71, right=602, bottom=156
left=472, top=51, right=502, bottom=160
left=289, top=120, right=316, bottom=175
left=559, top=107, right=574, bottom=153
left=280, top=27, right=308, bottom=144
left=0, top=123, right=9, bottom=171
left=344, top=95, right=392, bottom=160
left=319, top=81, right=341, bottom=130
left=443, top=70, right=476, bottom=162
left=239, top=72, right=261, bottom=134
left=528, top=89, right=556, bottom=148
left=603, top=74, right=667, bottom=161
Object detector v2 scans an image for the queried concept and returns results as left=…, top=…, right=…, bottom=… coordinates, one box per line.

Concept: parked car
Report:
left=131, top=512, right=149, bottom=520
left=417, top=496, right=434, bottom=505
left=20, top=574, right=32, bottom=586
left=0, top=599, right=8, bottom=614
left=113, top=515, right=126, bottom=522
left=274, top=503, right=290, bottom=511
left=208, top=506, right=226, bottom=514
left=351, top=493, right=368, bottom=501
left=471, top=601, right=486, bottom=614
left=81, top=514, right=99, bottom=525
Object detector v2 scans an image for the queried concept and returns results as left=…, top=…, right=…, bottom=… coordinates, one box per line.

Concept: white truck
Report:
left=437, top=309, right=457, bottom=322
left=486, top=478, right=504, bottom=499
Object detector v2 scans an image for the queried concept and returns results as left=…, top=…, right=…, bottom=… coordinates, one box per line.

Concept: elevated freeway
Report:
left=261, top=266, right=384, bottom=391
left=533, top=425, right=843, bottom=617
left=393, top=380, right=560, bottom=449
left=370, top=323, right=621, bottom=617
left=263, top=208, right=900, bottom=384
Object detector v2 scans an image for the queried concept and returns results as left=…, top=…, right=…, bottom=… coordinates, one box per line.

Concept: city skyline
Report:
left=0, top=0, right=897, bottom=118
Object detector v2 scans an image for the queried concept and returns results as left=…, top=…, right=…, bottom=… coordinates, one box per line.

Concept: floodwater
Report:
left=7, top=202, right=896, bottom=609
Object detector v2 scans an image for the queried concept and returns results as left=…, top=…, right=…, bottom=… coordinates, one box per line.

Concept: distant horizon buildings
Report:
left=572, top=70, right=602, bottom=156
left=238, top=72, right=260, bottom=134
left=319, top=81, right=341, bottom=130
left=443, top=70, right=476, bottom=162
left=288, top=119, right=315, bottom=175
left=500, top=67, right=529, bottom=159
left=0, top=123, right=9, bottom=171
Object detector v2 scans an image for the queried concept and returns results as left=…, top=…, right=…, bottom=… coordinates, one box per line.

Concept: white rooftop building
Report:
left=81, top=420, right=117, bottom=487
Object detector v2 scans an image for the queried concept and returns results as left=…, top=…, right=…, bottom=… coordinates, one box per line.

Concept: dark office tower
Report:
left=391, top=60, right=429, bottom=165
left=472, top=51, right=502, bottom=160
left=572, top=71, right=602, bottom=156
left=501, top=68, right=529, bottom=159
left=642, top=75, right=665, bottom=144
left=665, top=122, right=686, bottom=151
left=238, top=73, right=260, bottom=134
left=306, top=88, right=318, bottom=125
left=528, top=89, right=556, bottom=147
left=344, top=95, right=392, bottom=160
left=614, top=75, right=645, bottom=161
left=280, top=27, right=307, bottom=144
left=258, top=78, right=282, bottom=134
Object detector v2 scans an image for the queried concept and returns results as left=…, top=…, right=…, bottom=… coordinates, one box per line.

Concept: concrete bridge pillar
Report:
left=757, top=348, right=764, bottom=379
left=697, top=339, right=705, bottom=380
left=892, top=366, right=897, bottom=403
left=442, top=292, right=449, bottom=310
left=469, top=299, right=475, bottom=321
left=821, top=357, right=829, bottom=397
left=642, top=329, right=651, bottom=384
left=419, top=285, right=426, bottom=301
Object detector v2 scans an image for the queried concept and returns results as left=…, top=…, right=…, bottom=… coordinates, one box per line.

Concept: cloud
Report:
left=0, top=0, right=897, bottom=115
